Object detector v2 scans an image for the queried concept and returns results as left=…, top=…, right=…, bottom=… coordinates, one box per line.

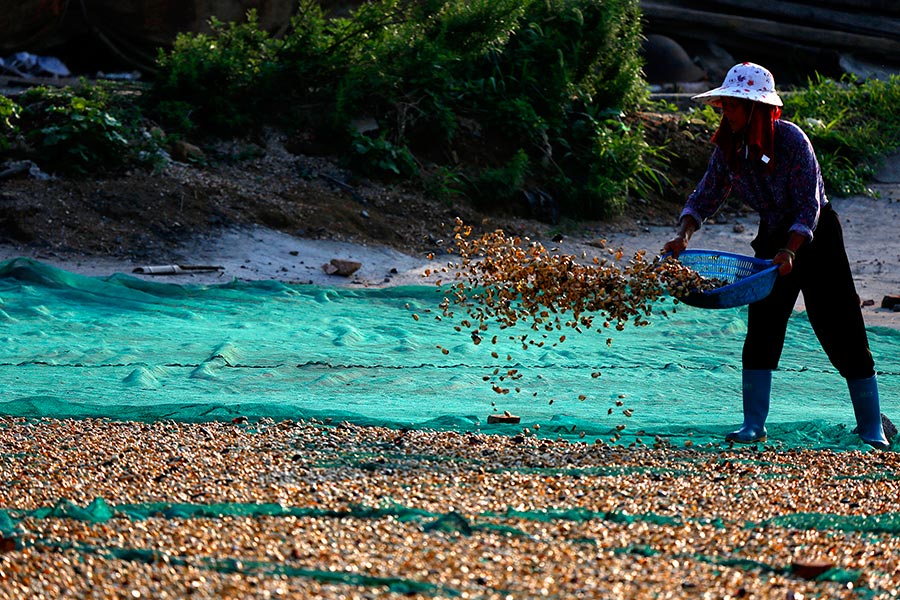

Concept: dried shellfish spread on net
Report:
left=411, top=220, right=727, bottom=435
left=427, top=219, right=724, bottom=347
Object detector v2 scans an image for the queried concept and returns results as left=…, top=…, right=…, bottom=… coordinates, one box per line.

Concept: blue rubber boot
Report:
left=726, top=369, right=771, bottom=443
left=848, top=375, right=889, bottom=450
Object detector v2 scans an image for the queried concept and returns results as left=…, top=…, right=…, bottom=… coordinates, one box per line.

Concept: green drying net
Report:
left=1, top=257, right=897, bottom=449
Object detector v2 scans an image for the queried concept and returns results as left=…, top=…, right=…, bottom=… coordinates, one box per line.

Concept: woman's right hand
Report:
left=663, top=215, right=699, bottom=258
left=663, top=235, right=688, bottom=258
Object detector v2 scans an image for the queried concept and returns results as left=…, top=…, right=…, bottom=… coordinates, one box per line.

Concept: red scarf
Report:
left=711, top=102, right=781, bottom=174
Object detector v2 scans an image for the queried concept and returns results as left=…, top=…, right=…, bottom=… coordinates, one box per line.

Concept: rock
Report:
left=873, top=151, right=900, bottom=184
left=522, top=189, right=559, bottom=224
left=322, top=258, right=362, bottom=277
left=851, top=414, right=897, bottom=440
left=487, top=413, right=521, bottom=424
left=640, top=34, right=706, bottom=84
left=840, top=54, right=900, bottom=84
left=692, top=41, right=735, bottom=84
left=350, top=117, right=379, bottom=134
left=0, top=159, right=49, bottom=181
left=882, top=294, right=900, bottom=309
left=883, top=414, right=898, bottom=440
left=170, top=140, right=205, bottom=163
left=791, top=558, right=834, bottom=579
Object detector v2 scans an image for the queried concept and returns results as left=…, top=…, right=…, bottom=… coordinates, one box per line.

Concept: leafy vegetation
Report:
left=3, top=84, right=162, bottom=176
left=782, top=74, right=900, bottom=196
left=151, top=12, right=282, bottom=135
left=347, top=131, right=418, bottom=179
left=0, top=95, right=18, bottom=151
left=149, top=0, right=648, bottom=219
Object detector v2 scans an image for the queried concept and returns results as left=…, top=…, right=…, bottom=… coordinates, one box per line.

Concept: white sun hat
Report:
left=692, top=62, right=783, bottom=107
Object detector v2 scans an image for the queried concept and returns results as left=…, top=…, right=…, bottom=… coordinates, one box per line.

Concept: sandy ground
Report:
left=2, top=161, right=899, bottom=330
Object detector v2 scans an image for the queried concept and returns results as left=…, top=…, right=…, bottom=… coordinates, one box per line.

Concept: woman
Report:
left=663, top=62, right=889, bottom=449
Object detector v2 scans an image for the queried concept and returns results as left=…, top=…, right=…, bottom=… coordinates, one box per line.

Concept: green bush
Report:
left=277, top=0, right=342, bottom=115
left=0, top=95, right=20, bottom=151
left=151, top=0, right=647, bottom=219
left=423, top=165, right=466, bottom=204
left=151, top=11, right=281, bottom=135
left=371, top=0, right=646, bottom=218
left=782, top=74, right=900, bottom=196
left=465, top=148, right=530, bottom=209
left=347, top=131, right=418, bottom=179
left=13, top=85, right=154, bottom=176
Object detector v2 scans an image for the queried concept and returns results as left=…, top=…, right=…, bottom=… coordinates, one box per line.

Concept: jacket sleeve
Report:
left=785, top=126, right=824, bottom=241
left=680, top=147, right=732, bottom=229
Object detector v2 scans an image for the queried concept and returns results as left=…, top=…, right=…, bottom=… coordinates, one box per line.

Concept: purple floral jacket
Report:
left=680, top=120, right=827, bottom=241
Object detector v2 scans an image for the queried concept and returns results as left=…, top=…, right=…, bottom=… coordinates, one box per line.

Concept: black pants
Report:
left=742, top=203, right=875, bottom=379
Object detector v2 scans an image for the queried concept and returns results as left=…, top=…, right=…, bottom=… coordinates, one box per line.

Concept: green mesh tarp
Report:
left=1, top=257, right=897, bottom=449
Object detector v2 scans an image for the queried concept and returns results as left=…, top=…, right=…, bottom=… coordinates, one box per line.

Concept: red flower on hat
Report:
left=748, top=79, right=755, bottom=86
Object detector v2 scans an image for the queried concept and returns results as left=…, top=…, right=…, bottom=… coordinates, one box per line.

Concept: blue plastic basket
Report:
left=663, top=250, right=779, bottom=309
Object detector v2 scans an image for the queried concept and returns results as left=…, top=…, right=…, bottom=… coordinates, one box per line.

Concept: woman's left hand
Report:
left=773, top=250, right=794, bottom=276
left=774, top=233, right=805, bottom=276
